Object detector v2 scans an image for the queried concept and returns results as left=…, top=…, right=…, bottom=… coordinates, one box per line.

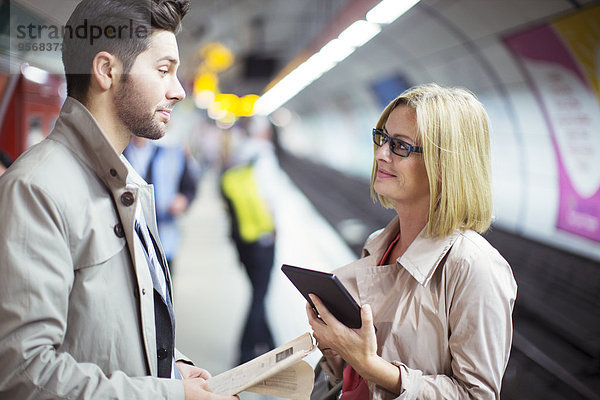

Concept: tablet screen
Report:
left=282, top=264, right=362, bottom=329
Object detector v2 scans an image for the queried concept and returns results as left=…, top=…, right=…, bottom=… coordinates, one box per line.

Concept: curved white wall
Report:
left=277, top=0, right=600, bottom=261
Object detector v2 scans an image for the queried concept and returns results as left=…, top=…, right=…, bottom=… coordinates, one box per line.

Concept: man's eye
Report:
left=158, top=69, right=168, bottom=75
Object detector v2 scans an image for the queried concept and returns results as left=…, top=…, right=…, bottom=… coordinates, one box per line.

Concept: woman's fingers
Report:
left=360, top=304, right=375, bottom=333
left=305, top=301, right=322, bottom=325
left=309, top=294, right=340, bottom=326
left=308, top=294, right=378, bottom=362
left=307, top=296, right=339, bottom=352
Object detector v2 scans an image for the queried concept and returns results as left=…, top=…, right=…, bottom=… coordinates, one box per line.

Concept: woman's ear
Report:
left=90, top=51, right=120, bottom=91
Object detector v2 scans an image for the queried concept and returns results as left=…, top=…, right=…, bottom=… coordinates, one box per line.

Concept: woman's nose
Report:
left=375, top=140, right=392, bottom=161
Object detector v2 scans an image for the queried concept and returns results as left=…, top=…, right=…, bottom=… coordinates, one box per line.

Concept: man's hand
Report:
left=182, top=378, right=238, bottom=400
left=177, top=362, right=238, bottom=400
left=168, top=193, right=189, bottom=216
left=176, top=361, right=211, bottom=379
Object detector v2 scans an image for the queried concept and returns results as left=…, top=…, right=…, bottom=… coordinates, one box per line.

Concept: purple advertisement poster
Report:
left=504, top=6, right=600, bottom=242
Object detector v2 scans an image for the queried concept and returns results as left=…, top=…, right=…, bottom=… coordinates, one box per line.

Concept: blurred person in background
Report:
left=308, top=83, right=517, bottom=400
left=124, top=136, right=198, bottom=272
left=0, top=151, right=12, bottom=177
left=0, top=0, right=237, bottom=399
left=221, top=116, right=280, bottom=364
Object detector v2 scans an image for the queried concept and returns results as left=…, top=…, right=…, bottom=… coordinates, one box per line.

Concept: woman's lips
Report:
left=377, top=168, right=396, bottom=178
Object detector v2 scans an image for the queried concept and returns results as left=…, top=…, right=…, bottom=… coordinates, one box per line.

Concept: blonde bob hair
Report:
left=370, top=83, right=493, bottom=238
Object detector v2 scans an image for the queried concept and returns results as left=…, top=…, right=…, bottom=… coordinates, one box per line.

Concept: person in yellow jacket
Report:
left=221, top=117, right=278, bottom=364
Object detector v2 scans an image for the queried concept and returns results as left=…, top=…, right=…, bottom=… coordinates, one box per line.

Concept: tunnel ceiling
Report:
left=11, top=0, right=597, bottom=98
left=13, top=0, right=354, bottom=96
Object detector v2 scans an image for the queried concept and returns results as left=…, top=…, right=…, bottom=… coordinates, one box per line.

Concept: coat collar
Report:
left=48, top=97, right=134, bottom=190
left=363, top=218, right=459, bottom=286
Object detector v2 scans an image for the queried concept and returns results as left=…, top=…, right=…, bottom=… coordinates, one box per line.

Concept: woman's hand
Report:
left=306, top=295, right=402, bottom=394
left=306, top=295, right=378, bottom=374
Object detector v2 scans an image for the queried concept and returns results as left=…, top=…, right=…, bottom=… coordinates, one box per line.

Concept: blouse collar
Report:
left=363, top=218, right=459, bottom=286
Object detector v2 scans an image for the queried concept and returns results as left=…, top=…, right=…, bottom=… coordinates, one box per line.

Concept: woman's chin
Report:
left=374, top=183, right=394, bottom=200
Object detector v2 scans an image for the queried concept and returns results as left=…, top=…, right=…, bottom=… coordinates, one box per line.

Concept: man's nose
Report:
left=168, top=77, right=186, bottom=102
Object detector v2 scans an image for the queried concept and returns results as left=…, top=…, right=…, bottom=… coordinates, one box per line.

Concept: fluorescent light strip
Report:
left=338, top=20, right=381, bottom=48
left=255, top=0, right=420, bottom=115
left=366, top=0, right=420, bottom=24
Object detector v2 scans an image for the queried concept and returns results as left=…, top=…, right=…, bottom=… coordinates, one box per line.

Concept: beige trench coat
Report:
left=334, top=218, right=517, bottom=400
left=0, top=98, right=189, bottom=399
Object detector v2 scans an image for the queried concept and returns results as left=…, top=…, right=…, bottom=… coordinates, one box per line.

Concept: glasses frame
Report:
left=372, top=128, right=423, bottom=157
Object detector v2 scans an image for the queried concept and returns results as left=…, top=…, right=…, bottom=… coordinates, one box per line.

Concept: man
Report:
left=0, top=1, right=237, bottom=399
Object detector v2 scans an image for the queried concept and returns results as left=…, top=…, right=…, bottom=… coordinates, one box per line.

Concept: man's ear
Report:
left=91, top=51, right=121, bottom=91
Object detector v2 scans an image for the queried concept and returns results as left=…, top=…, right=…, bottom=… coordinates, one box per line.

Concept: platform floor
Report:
left=171, top=168, right=356, bottom=385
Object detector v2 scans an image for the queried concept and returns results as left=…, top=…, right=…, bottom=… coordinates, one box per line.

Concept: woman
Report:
left=307, top=83, right=517, bottom=399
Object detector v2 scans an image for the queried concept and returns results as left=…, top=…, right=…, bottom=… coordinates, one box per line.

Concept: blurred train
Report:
left=0, top=58, right=64, bottom=162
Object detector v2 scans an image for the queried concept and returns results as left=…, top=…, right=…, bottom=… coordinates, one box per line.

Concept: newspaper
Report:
left=207, top=332, right=316, bottom=399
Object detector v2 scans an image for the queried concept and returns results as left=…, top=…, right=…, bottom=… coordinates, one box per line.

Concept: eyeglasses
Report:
left=372, top=129, right=423, bottom=157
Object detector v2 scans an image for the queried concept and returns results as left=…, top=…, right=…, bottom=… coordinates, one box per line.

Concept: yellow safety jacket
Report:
left=221, top=163, right=275, bottom=243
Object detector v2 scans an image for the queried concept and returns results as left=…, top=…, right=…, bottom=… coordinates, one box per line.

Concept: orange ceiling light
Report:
left=193, top=71, right=218, bottom=93
left=200, top=42, right=235, bottom=72
left=213, top=93, right=239, bottom=113
left=193, top=42, right=260, bottom=121
left=238, top=94, right=259, bottom=117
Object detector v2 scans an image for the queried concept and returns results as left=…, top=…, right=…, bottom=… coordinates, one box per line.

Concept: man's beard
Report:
left=115, top=77, right=168, bottom=140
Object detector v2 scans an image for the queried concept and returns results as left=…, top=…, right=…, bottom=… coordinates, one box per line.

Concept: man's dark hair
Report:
left=62, top=0, right=190, bottom=103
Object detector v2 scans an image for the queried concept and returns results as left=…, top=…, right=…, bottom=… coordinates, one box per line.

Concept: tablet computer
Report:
left=281, top=264, right=362, bottom=329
